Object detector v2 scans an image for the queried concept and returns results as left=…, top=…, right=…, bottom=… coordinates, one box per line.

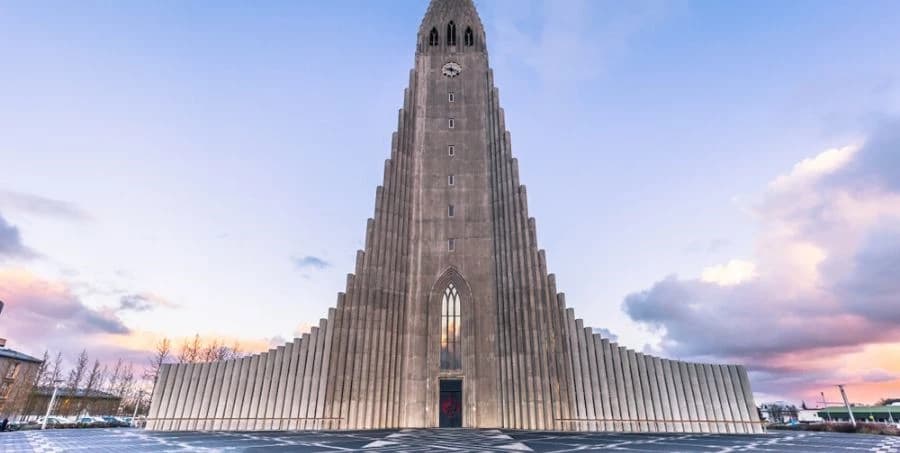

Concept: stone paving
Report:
left=0, top=428, right=898, bottom=452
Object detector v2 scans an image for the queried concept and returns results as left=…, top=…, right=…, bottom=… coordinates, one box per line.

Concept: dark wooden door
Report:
left=439, top=379, right=462, bottom=428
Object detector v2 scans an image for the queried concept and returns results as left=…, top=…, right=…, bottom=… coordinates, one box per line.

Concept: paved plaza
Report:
left=1, top=428, right=898, bottom=452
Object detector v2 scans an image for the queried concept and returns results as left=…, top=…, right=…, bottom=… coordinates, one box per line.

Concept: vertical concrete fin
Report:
left=581, top=326, right=600, bottom=430
left=652, top=357, right=673, bottom=432
left=147, top=363, right=172, bottom=430
left=290, top=335, right=311, bottom=430
left=316, top=310, right=336, bottom=429
left=601, top=339, right=620, bottom=432
left=737, top=365, right=763, bottom=433
left=308, top=319, right=328, bottom=429
left=728, top=365, right=752, bottom=433
left=627, top=350, right=646, bottom=432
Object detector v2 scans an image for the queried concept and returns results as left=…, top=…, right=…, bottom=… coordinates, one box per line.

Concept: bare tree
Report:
left=178, top=334, right=202, bottom=364
left=43, top=351, right=64, bottom=387
left=78, top=359, right=104, bottom=415
left=106, top=358, right=123, bottom=394
left=145, top=337, right=172, bottom=383
left=33, top=350, right=50, bottom=386
left=83, top=360, right=104, bottom=393
left=202, top=338, right=222, bottom=362
left=227, top=341, right=242, bottom=360
left=66, top=349, right=89, bottom=390
left=115, top=363, right=135, bottom=414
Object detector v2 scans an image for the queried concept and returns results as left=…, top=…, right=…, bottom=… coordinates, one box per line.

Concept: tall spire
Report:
left=418, top=0, right=485, bottom=54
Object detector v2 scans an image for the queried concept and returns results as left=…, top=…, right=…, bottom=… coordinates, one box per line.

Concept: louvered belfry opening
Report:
left=146, top=0, right=763, bottom=434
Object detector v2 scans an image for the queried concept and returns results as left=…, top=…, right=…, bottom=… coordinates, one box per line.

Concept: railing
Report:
left=145, top=416, right=344, bottom=430
left=557, top=417, right=766, bottom=431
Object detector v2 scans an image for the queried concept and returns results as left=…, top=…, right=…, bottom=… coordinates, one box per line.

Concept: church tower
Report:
left=147, top=0, right=763, bottom=433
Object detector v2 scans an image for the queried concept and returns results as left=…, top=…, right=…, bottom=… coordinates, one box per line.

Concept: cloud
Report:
left=592, top=327, right=619, bottom=342
left=0, top=190, right=89, bottom=221
left=0, top=212, right=35, bottom=260
left=0, top=270, right=130, bottom=351
left=292, top=255, right=330, bottom=270
left=118, top=293, right=176, bottom=312
left=860, top=369, right=899, bottom=384
left=623, top=119, right=900, bottom=402
left=700, top=259, right=757, bottom=286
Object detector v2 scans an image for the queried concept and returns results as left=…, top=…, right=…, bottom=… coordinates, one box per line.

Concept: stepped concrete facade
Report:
left=147, top=0, right=763, bottom=433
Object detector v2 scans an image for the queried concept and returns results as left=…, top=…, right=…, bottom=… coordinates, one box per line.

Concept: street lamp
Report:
left=132, top=389, right=143, bottom=427
left=41, top=379, right=64, bottom=430
left=837, top=384, right=856, bottom=428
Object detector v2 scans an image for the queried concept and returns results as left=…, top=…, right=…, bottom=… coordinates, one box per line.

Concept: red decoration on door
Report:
left=441, top=395, right=460, bottom=417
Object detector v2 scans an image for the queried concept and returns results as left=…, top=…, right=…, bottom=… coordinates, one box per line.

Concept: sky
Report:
left=1, top=0, right=899, bottom=406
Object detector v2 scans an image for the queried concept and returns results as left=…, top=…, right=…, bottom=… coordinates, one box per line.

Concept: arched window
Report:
left=447, top=21, right=457, bottom=46
left=440, top=282, right=461, bottom=370
left=429, top=27, right=440, bottom=46
left=464, top=27, right=474, bottom=46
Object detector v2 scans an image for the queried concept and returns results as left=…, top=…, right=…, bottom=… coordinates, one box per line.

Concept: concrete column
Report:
left=177, top=363, right=195, bottom=431
left=240, top=355, right=261, bottom=431
left=300, top=328, right=320, bottom=430
left=635, top=353, right=653, bottom=432
left=692, top=363, right=714, bottom=433
left=593, top=335, right=612, bottom=432
left=687, top=363, right=708, bottom=432
left=624, top=350, right=644, bottom=432
left=669, top=360, right=688, bottom=432
left=147, top=364, right=172, bottom=430
left=316, top=312, right=336, bottom=430
left=702, top=364, right=725, bottom=433
left=524, top=220, right=552, bottom=431
left=652, top=357, right=673, bottom=432
left=274, top=342, right=294, bottom=430
left=191, top=363, right=213, bottom=430
left=678, top=362, right=699, bottom=432
left=253, top=350, right=274, bottom=430
left=232, top=357, right=258, bottom=430
left=602, top=339, right=621, bottom=432
left=713, top=365, right=736, bottom=433
left=727, top=365, right=751, bottom=433
left=166, top=363, right=190, bottom=431
left=324, top=296, right=345, bottom=431
left=549, top=280, right=573, bottom=431
left=201, top=362, right=220, bottom=430
left=737, top=365, right=763, bottom=433
left=617, top=347, right=636, bottom=431
left=307, top=320, right=327, bottom=429
left=210, top=360, right=232, bottom=431
left=290, top=334, right=310, bottom=430
left=720, top=364, right=742, bottom=433
left=643, top=355, right=663, bottom=432
left=264, top=347, right=284, bottom=430
left=565, top=309, right=586, bottom=430
left=576, top=321, right=596, bottom=431
left=199, top=361, right=220, bottom=431
left=582, top=328, right=601, bottom=431
left=282, top=339, right=301, bottom=430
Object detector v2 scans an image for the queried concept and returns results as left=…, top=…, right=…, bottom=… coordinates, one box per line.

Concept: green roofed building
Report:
left=818, top=405, right=900, bottom=423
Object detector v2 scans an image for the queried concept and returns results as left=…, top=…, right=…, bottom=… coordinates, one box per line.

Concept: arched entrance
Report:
left=429, top=267, right=474, bottom=428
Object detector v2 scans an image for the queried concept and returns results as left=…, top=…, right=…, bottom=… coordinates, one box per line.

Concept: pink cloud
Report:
left=624, top=119, right=900, bottom=404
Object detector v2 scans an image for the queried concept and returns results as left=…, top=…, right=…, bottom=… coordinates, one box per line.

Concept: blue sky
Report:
left=1, top=0, right=899, bottom=403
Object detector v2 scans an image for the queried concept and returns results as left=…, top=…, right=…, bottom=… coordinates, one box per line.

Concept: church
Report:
left=147, top=0, right=763, bottom=433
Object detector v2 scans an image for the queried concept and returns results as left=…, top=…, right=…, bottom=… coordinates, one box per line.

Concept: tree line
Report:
left=29, top=334, right=244, bottom=417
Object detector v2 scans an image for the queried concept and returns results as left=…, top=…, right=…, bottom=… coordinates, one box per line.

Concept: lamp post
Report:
left=41, top=379, right=64, bottom=430
left=837, top=384, right=856, bottom=427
